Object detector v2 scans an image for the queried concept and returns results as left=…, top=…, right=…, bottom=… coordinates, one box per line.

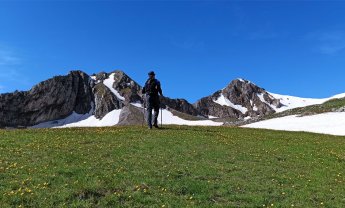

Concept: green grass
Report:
left=1, top=126, right=345, bottom=207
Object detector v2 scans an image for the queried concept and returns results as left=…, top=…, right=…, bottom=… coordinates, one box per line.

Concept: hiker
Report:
left=142, top=71, right=163, bottom=129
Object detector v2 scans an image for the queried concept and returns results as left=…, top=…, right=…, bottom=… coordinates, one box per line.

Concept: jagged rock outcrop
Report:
left=160, top=97, right=200, bottom=116
left=117, top=104, right=144, bottom=125
left=194, top=95, right=242, bottom=118
left=112, top=70, right=142, bottom=103
left=0, top=70, right=93, bottom=127
left=92, top=71, right=108, bottom=83
left=93, top=83, right=122, bottom=119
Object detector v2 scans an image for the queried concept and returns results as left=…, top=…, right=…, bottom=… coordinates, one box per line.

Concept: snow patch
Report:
left=237, top=78, right=251, bottom=84
left=244, top=116, right=251, bottom=120
left=103, top=73, right=125, bottom=100
left=130, top=102, right=143, bottom=108
left=160, top=109, right=223, bottom=126
left=214, top=94, right=248, bottom=114
left=237, top=78, right=245, bottom=82
left=243, top=112, right=345, bottom=136
left=31, top=109, right=122, bottom=128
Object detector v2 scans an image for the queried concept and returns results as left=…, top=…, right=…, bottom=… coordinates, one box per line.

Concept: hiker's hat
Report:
left=148, top=71, right=155, bottom=76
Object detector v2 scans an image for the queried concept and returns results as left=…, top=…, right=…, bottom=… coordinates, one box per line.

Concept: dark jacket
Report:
left=142, top=78, right=163, bottom=97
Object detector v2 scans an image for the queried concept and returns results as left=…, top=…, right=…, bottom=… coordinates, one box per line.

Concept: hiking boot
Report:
left=153, top=124, right=159, bottom=128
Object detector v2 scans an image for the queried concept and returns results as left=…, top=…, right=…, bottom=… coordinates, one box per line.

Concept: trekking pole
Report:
left=160, top=96, right=163, bottom=128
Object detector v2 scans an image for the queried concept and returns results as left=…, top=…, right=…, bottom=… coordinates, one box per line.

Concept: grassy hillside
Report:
left=1, top=126, right=345, bottom=207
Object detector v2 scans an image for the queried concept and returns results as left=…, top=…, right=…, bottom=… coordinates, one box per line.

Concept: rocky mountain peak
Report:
left=194, top=78, right=284, bottom=120
left=112, top=70, right=142, bottom=103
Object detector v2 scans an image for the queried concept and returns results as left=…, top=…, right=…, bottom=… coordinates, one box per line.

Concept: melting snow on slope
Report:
left=243, top=112, right=345, bottom=136
left=32, top=105, right=222, bottom=128
left=31, top=109, right=122, bottom=128
left=160, top=109, right=223, bottom=126
left=103, top=73, right=125, bottom=100
left=257, top=93, right=280, bottom=112
left=214, top=94, right=248, bottom=114
left=257, top=92, right=345, bottom=113
left=268, top=92, right=327, bottom=112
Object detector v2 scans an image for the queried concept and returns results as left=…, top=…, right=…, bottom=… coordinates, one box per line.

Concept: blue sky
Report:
left=1, top=1, right=345, bottom=102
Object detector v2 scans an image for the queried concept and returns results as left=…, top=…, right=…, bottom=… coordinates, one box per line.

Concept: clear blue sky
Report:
left=1, top=1, right=345, bottom=102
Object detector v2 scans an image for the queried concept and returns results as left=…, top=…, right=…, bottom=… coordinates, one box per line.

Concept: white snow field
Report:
left=159, top=109, right=223, bottom=126
left=103, top=73, right=125, bottom=100
left=268, top=92, right=345, bottom=113
left=243, top=112, right=345, bottom=136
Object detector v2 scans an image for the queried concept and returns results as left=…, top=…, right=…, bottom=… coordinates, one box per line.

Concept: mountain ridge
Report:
left=0, top=69, right=344, bottom=128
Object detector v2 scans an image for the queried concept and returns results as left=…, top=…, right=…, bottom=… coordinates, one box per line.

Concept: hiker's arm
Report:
left=157, top=81, right=163, bottom=96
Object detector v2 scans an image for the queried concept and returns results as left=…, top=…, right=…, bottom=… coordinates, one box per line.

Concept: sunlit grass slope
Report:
left=1, top=126, right=345, bottom=207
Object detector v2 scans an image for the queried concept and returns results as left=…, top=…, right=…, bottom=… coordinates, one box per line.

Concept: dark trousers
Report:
left=145, top=95, right=160, bottom=127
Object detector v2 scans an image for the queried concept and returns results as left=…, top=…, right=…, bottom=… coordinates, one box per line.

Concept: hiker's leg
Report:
left=153, top=105, right=159, bottom=126
left=153, top=97, right=160, bottom=126
left=146, top=96, right=152, bottom=128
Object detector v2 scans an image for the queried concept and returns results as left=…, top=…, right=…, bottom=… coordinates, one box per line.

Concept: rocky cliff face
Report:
left=0, top=70, right=93, bottom=127
left=160, top=97, right=199, bottom=116
left=93, top=83, right=122, bottom=119
left=193, top=94, right=242, bottom=119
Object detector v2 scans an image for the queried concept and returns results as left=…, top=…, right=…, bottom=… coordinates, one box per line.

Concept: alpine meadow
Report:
left=1, top=126, right=345, bottom=207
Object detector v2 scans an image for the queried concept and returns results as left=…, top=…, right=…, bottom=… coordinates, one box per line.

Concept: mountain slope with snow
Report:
left=242, top=95, right=345, bottom=136
left=267, top=92, right=345, bottom=113
left=31, top=104, right=222, bottom=128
